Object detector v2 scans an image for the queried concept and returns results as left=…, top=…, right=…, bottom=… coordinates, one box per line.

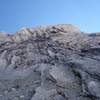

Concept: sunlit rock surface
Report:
left=0, top=24, right=100, bottom=100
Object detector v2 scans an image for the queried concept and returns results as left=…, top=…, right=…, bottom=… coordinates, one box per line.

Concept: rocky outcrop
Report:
left=0, top=24, right=100, bottom=100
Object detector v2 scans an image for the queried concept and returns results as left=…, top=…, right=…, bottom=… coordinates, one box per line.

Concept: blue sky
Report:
left=0, top=0, right=100, bottom=34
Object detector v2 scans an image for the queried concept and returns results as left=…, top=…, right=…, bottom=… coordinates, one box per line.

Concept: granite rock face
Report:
left=0, top=24, right=100, bottom=100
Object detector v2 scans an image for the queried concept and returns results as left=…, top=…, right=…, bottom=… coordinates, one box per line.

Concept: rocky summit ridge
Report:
left=0, top=24, right=100, bottom=100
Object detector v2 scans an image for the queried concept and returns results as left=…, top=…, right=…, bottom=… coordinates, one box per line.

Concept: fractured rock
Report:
left=0, top=24, right=100, bottom=100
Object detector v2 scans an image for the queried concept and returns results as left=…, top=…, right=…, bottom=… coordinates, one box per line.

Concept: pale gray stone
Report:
left=0, top=24, right=100, bottom=100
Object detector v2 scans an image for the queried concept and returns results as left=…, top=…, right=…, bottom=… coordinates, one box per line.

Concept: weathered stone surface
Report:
left=0, top=24, right=100, bottom=100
